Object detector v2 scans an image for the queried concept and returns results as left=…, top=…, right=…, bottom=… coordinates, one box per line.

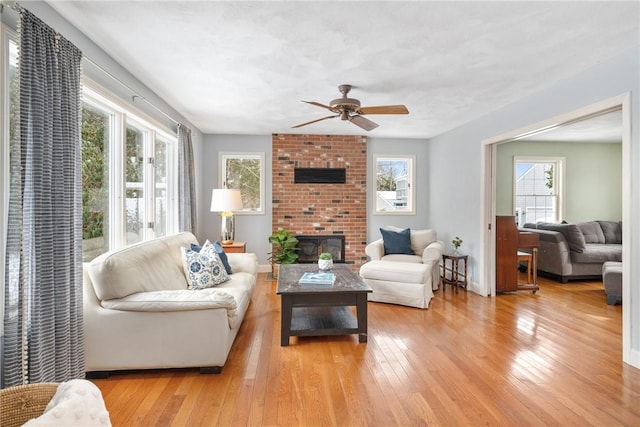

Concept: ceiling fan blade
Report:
left=349, top=115, right=379, bottom=131
left=358, top=105, right=409, bottom=115
left=302, top=100, right=335, bottom=111
left=292, top=115, right=339, bottom=128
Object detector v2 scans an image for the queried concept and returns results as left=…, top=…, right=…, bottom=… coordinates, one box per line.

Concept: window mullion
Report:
left=111, top=111, right=126, bottom=249
left=145, top=129, right=155, bottom=239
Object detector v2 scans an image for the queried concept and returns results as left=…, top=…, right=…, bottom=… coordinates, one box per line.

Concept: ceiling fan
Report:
left=292, top=84, right=409, bottom=131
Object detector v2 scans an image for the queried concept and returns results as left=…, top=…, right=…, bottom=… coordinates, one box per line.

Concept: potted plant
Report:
left=452, top=236, right=463, bottom=254
left=268, top=230, right=299, bottom=279
left=318, top=252, right=333, bottom=270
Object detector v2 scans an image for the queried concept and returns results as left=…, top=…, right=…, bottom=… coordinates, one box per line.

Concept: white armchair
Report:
left=364, top=227, right=444, bottom=287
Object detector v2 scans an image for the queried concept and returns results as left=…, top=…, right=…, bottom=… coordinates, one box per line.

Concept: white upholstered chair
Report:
left=360, top=227, right=444, bottom=308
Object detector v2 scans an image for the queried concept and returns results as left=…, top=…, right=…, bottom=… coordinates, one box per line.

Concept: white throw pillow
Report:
left=181, top=240, right=230, bottom=289
left=23, top=379, right=111, bottom=426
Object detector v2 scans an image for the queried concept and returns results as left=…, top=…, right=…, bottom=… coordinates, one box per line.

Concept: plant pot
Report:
left=318, top=259, right=333, bottom=270
left=272, top=263, right=280, bottom=280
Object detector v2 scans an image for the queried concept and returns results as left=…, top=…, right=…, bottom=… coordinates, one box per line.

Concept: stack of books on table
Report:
left=298, top=272, right=336, bottom=285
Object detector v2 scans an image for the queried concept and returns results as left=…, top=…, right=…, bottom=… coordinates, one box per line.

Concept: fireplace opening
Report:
left=296, top=235, right=345, bottom=263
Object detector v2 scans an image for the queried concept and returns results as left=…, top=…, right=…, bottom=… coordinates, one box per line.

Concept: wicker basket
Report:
left=0, top=383, right=59, bottom=427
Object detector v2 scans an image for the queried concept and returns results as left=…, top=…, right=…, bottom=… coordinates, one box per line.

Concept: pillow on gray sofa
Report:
left=597, top=220, right=622, bottom=244
left=578, top=222, right=605, bottom=244
left=537, top=222, right=586, bottom=253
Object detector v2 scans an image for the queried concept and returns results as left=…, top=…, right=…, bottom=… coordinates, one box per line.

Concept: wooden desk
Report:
left=221, top=241, right=246, bottom=253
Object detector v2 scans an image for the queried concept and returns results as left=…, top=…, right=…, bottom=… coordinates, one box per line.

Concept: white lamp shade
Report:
left=210, top=189, right=243, bottom=212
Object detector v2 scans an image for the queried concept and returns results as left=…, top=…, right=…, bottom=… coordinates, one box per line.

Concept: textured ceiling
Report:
left=46, top=1, right=638, bottom=140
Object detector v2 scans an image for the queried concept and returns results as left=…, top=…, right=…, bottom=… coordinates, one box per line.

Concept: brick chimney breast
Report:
left=272, top=134, right=367, bottom=268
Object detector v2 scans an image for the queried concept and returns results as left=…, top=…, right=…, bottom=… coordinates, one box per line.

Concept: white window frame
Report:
left=513, top=156, right=566, bottom=224
left=219, top=152, right=265, bottom=215
left=82, top=79, right=178, bottom=252
left=373, top=154, right=416, bottom=215
left=1, top=23, right=17, bottom=332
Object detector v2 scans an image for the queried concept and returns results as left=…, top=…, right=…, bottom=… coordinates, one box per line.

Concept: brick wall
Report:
left=272, top=134, right=368, bottom=269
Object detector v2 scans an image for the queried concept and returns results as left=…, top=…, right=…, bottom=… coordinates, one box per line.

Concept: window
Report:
left=1, top=29, right=18, bottom=297
left=373, top=155, right=415, bottom=214
left=81, top=83, right=178, bottom=260
left=219, top=152, right=265, bottom=214
left=81, top=101, right=111, bottom=260
left=513, top=157, right=565, bottom=225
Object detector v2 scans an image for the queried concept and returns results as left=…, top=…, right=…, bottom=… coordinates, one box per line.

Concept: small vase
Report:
left=318, top=259, right=333, bottom=270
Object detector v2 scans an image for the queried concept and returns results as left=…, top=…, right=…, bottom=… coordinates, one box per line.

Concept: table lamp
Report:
left=210, top=189, right=243, bottom=244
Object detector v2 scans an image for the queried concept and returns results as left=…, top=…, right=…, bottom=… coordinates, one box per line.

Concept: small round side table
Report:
left=440, top=253, right=468, bottom=293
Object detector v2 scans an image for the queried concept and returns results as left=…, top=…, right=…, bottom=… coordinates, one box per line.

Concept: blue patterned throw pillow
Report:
left=181, top=240, right=230, bottom=289
left=190, top=241, right=232, bottom=274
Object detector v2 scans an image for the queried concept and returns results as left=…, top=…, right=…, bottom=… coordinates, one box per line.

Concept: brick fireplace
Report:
left=272, top=134, right=368, bottom=268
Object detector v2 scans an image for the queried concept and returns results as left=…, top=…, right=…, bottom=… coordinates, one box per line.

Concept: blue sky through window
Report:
left=516, top=162, right=532, bottom=179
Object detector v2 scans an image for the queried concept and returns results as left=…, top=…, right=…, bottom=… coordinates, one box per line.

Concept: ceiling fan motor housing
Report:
left=330, top=97, right=361, bottom=119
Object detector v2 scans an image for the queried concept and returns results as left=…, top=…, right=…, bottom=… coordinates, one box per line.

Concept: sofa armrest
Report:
left=518, top=229, right=573, bottom=279
left=365, top=239, right=384, bottom=260
left=227, top=253, right=259, bottom=276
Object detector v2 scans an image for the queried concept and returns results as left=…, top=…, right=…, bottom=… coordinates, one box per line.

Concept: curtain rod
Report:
left=1, top=0, right=180, bottom=127
left=83, top=56, right=179, bottom=126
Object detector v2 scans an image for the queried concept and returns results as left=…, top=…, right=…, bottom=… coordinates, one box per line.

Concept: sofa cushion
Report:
left=537, top=222, right=586, bottom=253
left=87, top=238, right=188, bottom=301
left=597, top=220, right=622, bottom=244
left=380, top=227, right=414, bottom=255
left=100, top=288, right=237, bottom=312
left=360, top=260, right=430, bottom=284
left=570, top=243, right=623, bottom=264
left=181, top=241, right=230, bottom=290
left=158, top=232, right=199, bottom=273
left=578, top=222, right=605, bottom=244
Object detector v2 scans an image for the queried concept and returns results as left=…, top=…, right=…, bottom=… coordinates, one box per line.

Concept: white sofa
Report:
left=83, top=232, right=258, bottom=375
left=361, top=227, right=444, bottom=308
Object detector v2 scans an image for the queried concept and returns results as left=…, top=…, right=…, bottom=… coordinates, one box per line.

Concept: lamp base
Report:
left=220, top=214, right=235, bottom=245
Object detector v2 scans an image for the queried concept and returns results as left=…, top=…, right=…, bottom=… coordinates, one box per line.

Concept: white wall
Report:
left=428, top=46, right=640, bottom=367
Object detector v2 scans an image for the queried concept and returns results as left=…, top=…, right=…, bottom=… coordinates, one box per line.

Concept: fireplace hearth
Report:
left=296, top=235, right=345, bottom=264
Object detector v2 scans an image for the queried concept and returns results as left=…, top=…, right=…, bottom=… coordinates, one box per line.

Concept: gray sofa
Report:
left=519, top=220, right=622, bottom=283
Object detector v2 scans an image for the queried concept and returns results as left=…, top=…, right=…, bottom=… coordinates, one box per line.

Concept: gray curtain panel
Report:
left=2, top=8, right=84, bottom=387
left=177, top=123, right=197, bottom=235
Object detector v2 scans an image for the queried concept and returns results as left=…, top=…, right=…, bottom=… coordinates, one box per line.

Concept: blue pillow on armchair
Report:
left=191, top=240, right=233, bottom=274
left=380, top=227, right=415, bottom=255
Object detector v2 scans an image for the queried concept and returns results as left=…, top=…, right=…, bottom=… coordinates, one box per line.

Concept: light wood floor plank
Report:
left=91, top=272, right=640, bottom=426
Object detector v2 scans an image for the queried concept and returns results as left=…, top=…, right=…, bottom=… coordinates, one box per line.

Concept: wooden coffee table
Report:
left=276, top=264, right=372, bottom=346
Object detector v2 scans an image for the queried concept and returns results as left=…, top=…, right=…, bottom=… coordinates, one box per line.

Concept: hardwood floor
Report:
left=92, top=272, right=640, bottom=426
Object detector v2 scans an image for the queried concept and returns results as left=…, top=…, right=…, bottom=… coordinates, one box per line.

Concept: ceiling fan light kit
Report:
left=293, top=84, right=409, bottom=131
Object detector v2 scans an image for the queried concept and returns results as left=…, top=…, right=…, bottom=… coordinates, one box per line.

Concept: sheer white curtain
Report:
left=2, top=7, right=84, bottom=387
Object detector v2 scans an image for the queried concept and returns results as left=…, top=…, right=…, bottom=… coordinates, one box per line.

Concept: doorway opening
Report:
left=480, top=93, right=631, bottom=363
